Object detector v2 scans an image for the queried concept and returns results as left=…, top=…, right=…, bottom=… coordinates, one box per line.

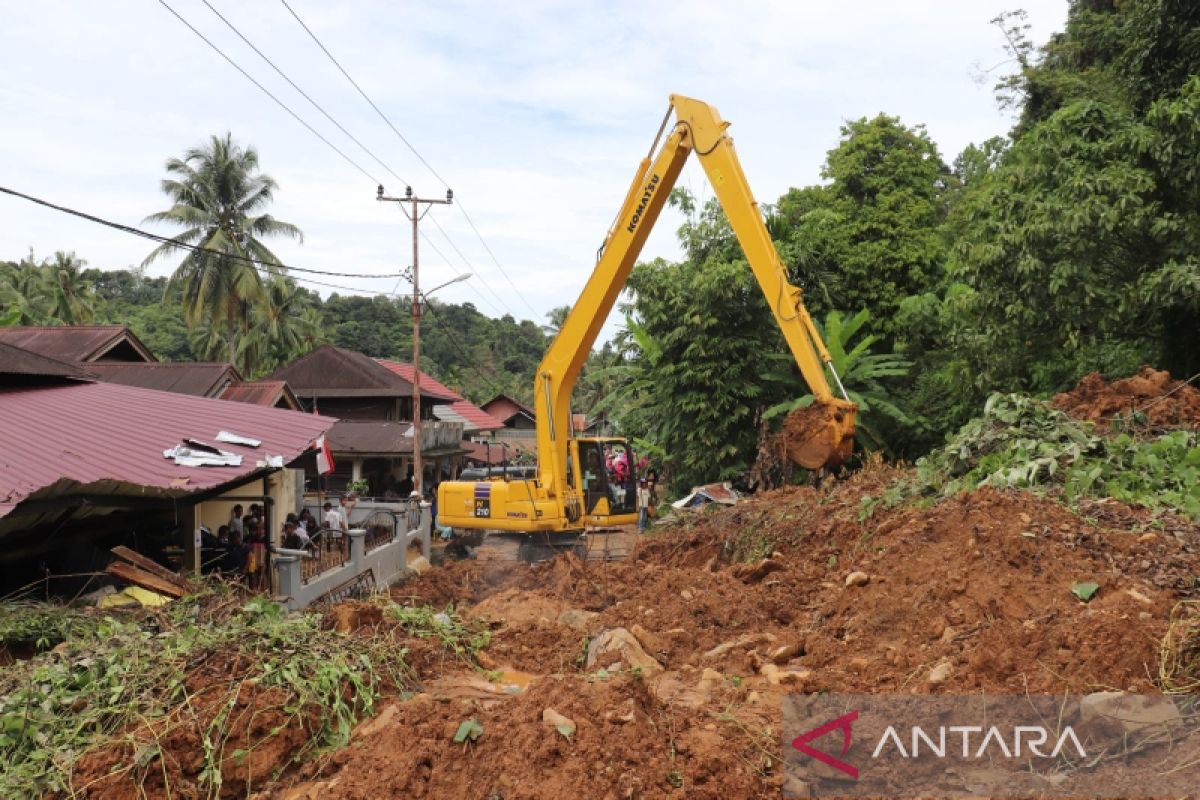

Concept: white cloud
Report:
left=0, top=0, right=1068, bottom=337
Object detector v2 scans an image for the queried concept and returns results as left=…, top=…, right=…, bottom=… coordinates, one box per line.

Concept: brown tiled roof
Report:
left=86, top=362, right=241, bottom=397
left=0, top=325, right=156, bottom=363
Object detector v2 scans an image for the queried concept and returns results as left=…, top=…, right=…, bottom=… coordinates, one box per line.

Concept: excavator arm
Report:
left=438, top=95, right=856, bottom=536
left=534, top=94, right=856, bottom=500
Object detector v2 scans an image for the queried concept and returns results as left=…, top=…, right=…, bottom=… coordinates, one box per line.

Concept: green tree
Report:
left=0, top=253, right=54, bottom=326
left=613, top=255, right=793, bottom=490
left=142, top=133, right=302, bottom=369
left=951, top=83, right=1200, bottom=391
left=542, top=305, right=571, bottom=337
left=775, top=114, right=950, bottom=342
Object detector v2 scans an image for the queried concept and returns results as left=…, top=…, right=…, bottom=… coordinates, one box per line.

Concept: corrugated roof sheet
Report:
left=220, top=380, right=300, bottom=410
left=0, top=342, right=94, bottom=379
left=376, top=359, right=503, bottom=431
left=86, top=362, right=241, bottom=397
left=0, top=381, right=336, bottom=519
left=0, top=325, right=156, bottom=363
left=325, top=420, right=467, bottom=457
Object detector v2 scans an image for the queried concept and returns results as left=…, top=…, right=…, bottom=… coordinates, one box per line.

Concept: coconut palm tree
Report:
left=243, top=277, right=323, bottom=375
left=142, top=133, right=302, bottom=367
left=45, top=251, right=96, bottom=324
left=0, top=254, right=53, bottom=326
left=541, top=305, right=571, bottom=337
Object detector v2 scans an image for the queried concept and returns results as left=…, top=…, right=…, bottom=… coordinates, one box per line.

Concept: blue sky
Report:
left=1, top=0, right=1067, bottom=329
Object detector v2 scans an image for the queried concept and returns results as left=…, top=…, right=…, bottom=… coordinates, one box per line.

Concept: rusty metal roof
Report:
left=270, top=344, right=454, bottom=399
left=0, top=341, right=94, bottom=380
left=482, top=393, right=537, bottom=423
left=220, top=380, right=301, bottom=410
left=0, top=325, right=157, bottom=363
left=0, top=381, right=336, bottom=521
left=462, top=440, right=533, bottom=464
left=376, top=359, right=502, bottom=431
left=86, top=362, right=241, bottom=397
left=326, top=420, right=415, bottom=456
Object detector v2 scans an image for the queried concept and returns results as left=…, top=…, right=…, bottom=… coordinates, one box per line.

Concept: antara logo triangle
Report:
left=791, top=709, right=859, bottom=780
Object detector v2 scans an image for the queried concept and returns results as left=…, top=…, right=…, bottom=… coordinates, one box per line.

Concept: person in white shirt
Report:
left=636, top=479, right=651, bottom=532
left=323, top=501, right=347, bottom=551
left=228, top=504, right=245, bottom=537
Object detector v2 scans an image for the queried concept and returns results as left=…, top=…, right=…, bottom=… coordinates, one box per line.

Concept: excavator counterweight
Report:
left=438, top=95, right=857, bottom=535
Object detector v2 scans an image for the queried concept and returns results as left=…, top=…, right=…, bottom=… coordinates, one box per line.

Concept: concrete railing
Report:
left=274, top=504, right=431, bottom=611
left=420, top=419, right=464, bottom=449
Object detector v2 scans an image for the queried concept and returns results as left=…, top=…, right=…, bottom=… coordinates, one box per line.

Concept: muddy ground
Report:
left=70, top=372, right=1200, bottom=799
left=260, top=469, right=1199, bottom=799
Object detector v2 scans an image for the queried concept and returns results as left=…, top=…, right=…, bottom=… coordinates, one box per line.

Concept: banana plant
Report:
left=765, top=308, right=913, bottom=452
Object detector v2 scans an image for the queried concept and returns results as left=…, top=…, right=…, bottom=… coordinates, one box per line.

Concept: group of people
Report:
left=205, top=497, right=358, bottom=587
left=280, top=497, right=356, bottom=553
left=210, top=503, right=268, bottom=588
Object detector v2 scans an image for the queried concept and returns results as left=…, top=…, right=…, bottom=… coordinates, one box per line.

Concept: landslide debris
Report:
left=11, top=370, right=1200, bottom=799
left=0, top=587, right=487, bottom=799
left=905, top=393, right=1199, bottom=519
left=1054, top=366, right=1200, bottom=429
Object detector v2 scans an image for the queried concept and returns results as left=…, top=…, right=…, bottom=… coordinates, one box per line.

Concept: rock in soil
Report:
left=586, top=628, right=663, bottom=673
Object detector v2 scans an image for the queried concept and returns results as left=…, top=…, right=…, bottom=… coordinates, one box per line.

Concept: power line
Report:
left=157, top=0, right=381, bottom=187
left=286, top=273, right=508, bottom=397
left=0, top=185, right=403, bottom=280
left=199, top=0, right=409, bottom=189
left=419, top=215, right=513, bottom=316
left=183, top=0, right=522, bottom=325
left=278, top=0, right=542, bottom=319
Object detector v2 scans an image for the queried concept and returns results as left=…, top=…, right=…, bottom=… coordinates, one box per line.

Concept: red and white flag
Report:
left=315, top=435, right=335, bottom=475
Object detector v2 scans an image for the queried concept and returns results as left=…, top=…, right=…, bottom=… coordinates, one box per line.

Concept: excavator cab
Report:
left=572, top=437, right=637, bottom=520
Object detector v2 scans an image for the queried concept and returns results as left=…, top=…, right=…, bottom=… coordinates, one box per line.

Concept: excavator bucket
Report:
left=780, top=399, right=858, bottom=470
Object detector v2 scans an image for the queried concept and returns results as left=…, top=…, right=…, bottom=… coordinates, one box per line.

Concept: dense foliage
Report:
left=888, top=393, right=1200, bottom=519
left=608, top=0, right=1200, bottom=489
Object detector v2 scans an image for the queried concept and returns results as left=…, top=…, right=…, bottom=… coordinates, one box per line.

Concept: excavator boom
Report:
left=438, top=95, right=856, bottom=535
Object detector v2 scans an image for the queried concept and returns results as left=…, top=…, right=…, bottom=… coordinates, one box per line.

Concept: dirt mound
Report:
left=1053, top=366, right=1200, bottom=428
left=71, top=458, right=1200, bottom=799
left=281, top=673, right=769, bottom=800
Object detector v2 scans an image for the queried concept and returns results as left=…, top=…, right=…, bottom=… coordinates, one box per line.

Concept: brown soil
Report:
left=1053, top=366, right=1200, bottom=428
left=779, top=401, right=854, bottom=469
left=71, top=456, right=1200, bottom=799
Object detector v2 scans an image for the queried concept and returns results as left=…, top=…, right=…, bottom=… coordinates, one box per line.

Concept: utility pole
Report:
left=377, top=184, right=452, bottom=497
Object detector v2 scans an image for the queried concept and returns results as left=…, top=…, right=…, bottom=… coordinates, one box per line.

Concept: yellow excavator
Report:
left=438, top=94, right=856, bottom=534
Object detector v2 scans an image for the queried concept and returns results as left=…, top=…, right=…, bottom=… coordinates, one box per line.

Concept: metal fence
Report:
left=362, top=509, right=399, bottom=553
left=300, top=529, right=351, bottom=583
